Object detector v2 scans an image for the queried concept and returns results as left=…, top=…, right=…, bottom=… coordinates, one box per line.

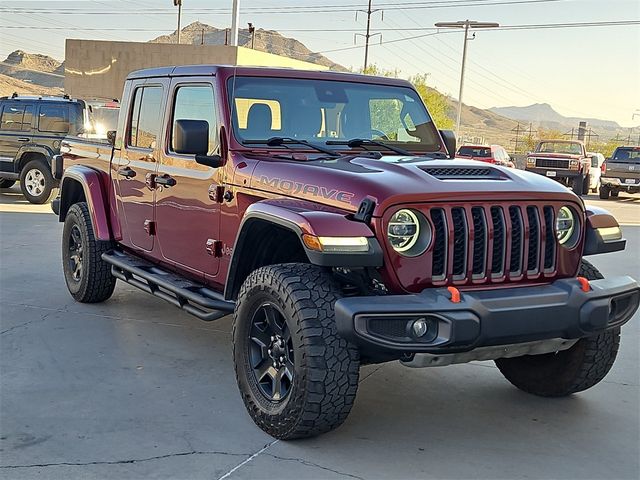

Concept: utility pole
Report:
left=435, top=20, right=499, bottom=138
left=173, top=0, right=182, bottom=44
left=248, top=23, right=256, bottom=49
left=355, top=0, right=382, bottom=72
left=230, top=0, right=240, bottom=46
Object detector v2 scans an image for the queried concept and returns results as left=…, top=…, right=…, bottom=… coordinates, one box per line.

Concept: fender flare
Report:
left=224, top=199, right=383, bottom=300
left=583, top=206, right=626, bottom=256
left=58, top=165, right=113, bottom=241
left=16, top=145, right=55, bottom=170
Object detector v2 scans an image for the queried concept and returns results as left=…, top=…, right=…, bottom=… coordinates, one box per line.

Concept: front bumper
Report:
left=334, top=277, right=639, bottom=354
left=525, top=167, right=582, bottom=178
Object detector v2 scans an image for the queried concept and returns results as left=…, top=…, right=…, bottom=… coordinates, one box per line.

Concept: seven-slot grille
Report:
left=428, top=204, right=556, bottom=283
left=534, top=158, right=570, bottom=169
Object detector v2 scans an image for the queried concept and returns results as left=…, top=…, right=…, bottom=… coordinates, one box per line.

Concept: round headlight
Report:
left=556, top=206, right=575, bottom=245
left=387, top=209, right=431, bottom=256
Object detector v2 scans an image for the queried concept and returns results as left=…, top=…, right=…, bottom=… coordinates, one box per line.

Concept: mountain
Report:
left=0, top=50, right=64, bottom=89
left=0, top=73, right=63, bottom=97
left=489, top=103, right=621, bottom=130
left=150, top=21, right=346, bottom=71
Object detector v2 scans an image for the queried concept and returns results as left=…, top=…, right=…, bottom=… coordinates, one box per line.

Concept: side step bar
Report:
left=102, top=250, right=235, bottom=321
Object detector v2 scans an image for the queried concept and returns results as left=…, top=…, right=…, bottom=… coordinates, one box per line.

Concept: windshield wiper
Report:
left=326, top=138, right=412, bottom=156
left=242, top=137, right=340, bottom=157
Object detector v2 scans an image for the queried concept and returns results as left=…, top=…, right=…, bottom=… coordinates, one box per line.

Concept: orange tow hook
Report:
left=447, top=286, right=461, bottom=303
left=577, top=276, right=591, bottom=292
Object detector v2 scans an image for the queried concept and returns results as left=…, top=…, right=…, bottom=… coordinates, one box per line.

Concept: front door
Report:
left=114, top=81, right=166, bottom=251
left=155, top=80, right=222, bottom=279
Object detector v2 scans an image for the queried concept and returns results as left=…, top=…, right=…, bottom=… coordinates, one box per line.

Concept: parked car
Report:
left=456, top=144, right=514, bottom=167
left=587, top=151, right=605, bottom=193
left=0, top=93, right=119, bottom=203
left=599, top=146, right=640, bottom=199
left=52, top=65, right=639, bottom=440
left=525, top=140, right=593, bottom=195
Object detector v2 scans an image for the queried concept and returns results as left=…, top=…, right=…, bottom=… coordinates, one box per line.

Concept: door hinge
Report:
left=206, top=239, right=223, bottom=257
left=144, top=220, right=156, bottom=236
left=208, top=184, right=226, bottom=203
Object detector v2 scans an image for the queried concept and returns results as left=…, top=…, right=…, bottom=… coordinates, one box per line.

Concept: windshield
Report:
left=536, top=141, right=582, bottom=155
left=457, top=146, right=491, bottom=157
left=85, top=104, right=119, bottom=138
left=612, top=147, right=640, bottom=163
left=228, top=76, right=441, bottom=153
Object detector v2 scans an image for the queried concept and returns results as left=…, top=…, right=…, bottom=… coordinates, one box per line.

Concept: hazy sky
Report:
left=1, top=0, right=638, bottom=126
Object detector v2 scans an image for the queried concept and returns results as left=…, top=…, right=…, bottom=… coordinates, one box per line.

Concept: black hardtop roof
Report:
left=126, top=64, right=414, bottom=88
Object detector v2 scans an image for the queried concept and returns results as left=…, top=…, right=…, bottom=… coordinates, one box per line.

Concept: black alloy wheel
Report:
left=68, top=224, right=84, bottom=282
left=249, top=302, right=295, bottom=401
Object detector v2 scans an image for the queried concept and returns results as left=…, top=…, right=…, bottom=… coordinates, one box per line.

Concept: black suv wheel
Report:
left=233, top=263, right=360, bottom=439
left=495, top=259, right=620, bottom=397
left=62, top=202, right=117, bottom=303
left=20, top=159, right=57, bottom=204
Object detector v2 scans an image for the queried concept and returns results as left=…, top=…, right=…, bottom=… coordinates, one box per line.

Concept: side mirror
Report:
left=439, top=129, right=456, bottom=159
left=174, top=119, right=209, bottom=155
left=195, top=153, right=223, bottom=168
left=106, top=130, right=116, bottom=146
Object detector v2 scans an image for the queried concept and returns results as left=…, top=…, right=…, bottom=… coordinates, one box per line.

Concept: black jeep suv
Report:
left=0, top=93, right=118, bottom=204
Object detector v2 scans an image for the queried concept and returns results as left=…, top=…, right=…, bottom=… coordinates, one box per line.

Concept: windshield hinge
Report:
left=354, top=197, right=376, bottom=224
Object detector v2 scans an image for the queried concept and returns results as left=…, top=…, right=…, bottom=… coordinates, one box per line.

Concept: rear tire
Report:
left=611, top=190, right=619, bottom=198
left=19, top=159, right=56, bottom=204
left=598, top=185, right=610, bottom=199
left=571, top=174, right=584, bottom=195
left=495, top=259, right=619, bottom=397
left=233, top=263, right=360, bottom=439
left=62, top=202, right=116, bottom=303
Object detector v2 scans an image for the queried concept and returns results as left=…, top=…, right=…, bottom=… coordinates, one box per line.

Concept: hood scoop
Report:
left=420, top=166, right=503, bottom=180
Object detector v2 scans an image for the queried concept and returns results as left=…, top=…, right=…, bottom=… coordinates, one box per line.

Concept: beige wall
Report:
left=64, top=40, right=326, bottom=100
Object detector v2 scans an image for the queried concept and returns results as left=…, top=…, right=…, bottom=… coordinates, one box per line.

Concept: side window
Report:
left=0, top=104, right=26, bottom=131
left=129, top=86, right=163, bottom=149
left=171, top=85, right=218, bottom=154
left=38, top=104, right=70, bottom=133
left=591, top=156, right=599, bottom=167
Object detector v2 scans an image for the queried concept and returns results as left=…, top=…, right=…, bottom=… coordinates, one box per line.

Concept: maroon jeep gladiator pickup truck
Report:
left=52, top=65, right=639, bottom=440
left=526, top=140, right=594, bottom=195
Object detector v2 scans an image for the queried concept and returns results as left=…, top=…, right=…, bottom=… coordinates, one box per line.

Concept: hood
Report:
left=247, top=155, right=581, bottom=215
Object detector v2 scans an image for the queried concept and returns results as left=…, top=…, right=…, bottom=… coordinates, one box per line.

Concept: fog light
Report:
left=412, top=318, right=429, bottom=337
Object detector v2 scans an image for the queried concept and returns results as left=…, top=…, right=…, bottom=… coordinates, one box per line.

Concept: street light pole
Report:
left=173, top=0, right=182, bottom=44
left=435, top=20, right=499, bottom=138
left=230, top=0, right=240, bottom=46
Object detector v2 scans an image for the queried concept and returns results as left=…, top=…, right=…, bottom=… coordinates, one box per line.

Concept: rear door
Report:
left=607, top=147, right=640, bottom=184
left=114, top=80, right=167, bottom=251
left=0, top=102, right=34, bottom=174
left=155, top=79, right=222, bottom=279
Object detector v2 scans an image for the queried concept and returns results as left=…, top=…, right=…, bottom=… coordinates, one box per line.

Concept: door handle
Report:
left=17, top=137, right=30, bottom=142
left=154, top=174, right=176, bottom=187
left=117, top=166, right=136, bottom=178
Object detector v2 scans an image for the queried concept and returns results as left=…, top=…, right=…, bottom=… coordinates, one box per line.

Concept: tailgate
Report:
left=606, top=161, right=640, bottom=181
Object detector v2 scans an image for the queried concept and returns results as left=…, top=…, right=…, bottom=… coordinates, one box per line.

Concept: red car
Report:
left=52, top=65, right=638, bottom=440
left=456, top=144, right=515, bottom=167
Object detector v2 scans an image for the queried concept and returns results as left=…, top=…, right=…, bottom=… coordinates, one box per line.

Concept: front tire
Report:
left=233, top=263, right=360, bottom=439
left=62, top=202, right=117, bottom=303
left=19, top=159, right=56, bottom=204
left=571, top=174, right=584, bottom=195
left=495, top=259, right=620, bottom=397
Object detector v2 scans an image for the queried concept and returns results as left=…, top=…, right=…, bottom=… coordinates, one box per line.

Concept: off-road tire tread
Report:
left=233, top=263, right=360, bottom=439
left=495, top=259, right=619, bottom=397
left=63, top=202, right=116, bottom=303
